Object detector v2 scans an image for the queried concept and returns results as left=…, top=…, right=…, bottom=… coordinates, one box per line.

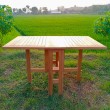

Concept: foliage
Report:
left=81, top=4, right=110, bottom=14
left=94, top=12, right=110, bottom=37
left=0, top=5, right=13, bottom=35
left=31, top=7, right=38, bottom=14
left=0, top=5, right=13, bottom=46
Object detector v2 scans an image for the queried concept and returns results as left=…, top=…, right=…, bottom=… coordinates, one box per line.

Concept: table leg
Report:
left=58, top=50, right=64, bottom=95
left=26, top=49, right=32, bottom=83
left=48, top=50, right=53, bottom=95
left=77, top=49, right=83, bottom=81
left=45, top=50, right=49, bottom=72
left=56, top=52, right=59, bottom=67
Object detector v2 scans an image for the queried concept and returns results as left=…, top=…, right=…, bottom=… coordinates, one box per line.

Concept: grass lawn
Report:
left=0, top=14, right=110, bottom=110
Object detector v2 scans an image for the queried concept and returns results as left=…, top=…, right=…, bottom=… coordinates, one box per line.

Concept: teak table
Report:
left=3, top=36, right=106, bottom=95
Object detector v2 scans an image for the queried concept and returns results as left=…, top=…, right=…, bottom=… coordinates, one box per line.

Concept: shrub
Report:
left=94, top=12, right=110, bottom=37
left=0, top=5, right=13, bottom=47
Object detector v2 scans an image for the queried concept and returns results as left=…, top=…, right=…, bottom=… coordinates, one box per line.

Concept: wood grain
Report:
left=3, top=36, right=107, bottom=49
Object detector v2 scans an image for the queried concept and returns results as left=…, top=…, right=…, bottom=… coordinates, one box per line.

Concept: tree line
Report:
left=13, top=5, right=48, bottom=15
left=12, top=4, right=110, bottom=15
left=81, top=4, right=110, bottom=14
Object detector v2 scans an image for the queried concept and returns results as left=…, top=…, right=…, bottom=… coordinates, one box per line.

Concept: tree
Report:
left=26, top=5, right=30, bottom=9
left=31, top=7, right=38, bottom=14
left=22, top=7, right=26, bottom=13
left=13, top=8, right=17, bottom=14
left=94, top=12, right=110, bottom=47
left=39, top=7, right=42, bottom=14
left=42, top=7, right=48, bottom=14
left=25, top=5, right=31, bottom=14
left=94, top=12, right=110, bottom=37
left=0, top=5, right=13, bottom=47
left=57, top=6, right=65, bottom=13
left=18, top=9, right=24, bottom=15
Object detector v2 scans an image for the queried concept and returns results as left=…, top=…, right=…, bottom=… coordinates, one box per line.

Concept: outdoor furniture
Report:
left=3, top=36, right=106, bottom=95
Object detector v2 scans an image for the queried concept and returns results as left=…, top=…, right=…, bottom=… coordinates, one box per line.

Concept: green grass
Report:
left=0, top=14, right=110, bottom=110
left=14, top=14, right=98, bottom=35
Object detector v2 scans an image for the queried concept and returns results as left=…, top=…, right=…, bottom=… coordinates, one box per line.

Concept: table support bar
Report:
left=26, top=49, right=32, bottom=83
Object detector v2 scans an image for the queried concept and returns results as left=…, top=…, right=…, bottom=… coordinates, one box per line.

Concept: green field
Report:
left=0, top=14, right=110, bottom=110
left=14, top=15, right=97, bottom=36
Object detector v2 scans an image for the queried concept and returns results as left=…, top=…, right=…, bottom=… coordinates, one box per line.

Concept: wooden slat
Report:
left=64, top=73, right=76, bottom=78
left=38, top=36, right=44, bottom=46
left=53, top=79, right=59, bottom=84
left=64, top=68, right=78, bottom=72
left=32, top=36, right=40, bottom=46
left=31, top=68, right=45, bottom=72
left=64, top=37, right=74, bottom=47
left=42, top=36, right=47, bottom=46
left=21, top=37, right=30, bottom=46
left=30, top=67, right=78, bottom=72
left=53, top=67, right=59, bottom=71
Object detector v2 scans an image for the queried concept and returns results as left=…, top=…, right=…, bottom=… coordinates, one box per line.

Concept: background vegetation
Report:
left=12, top=4, right=110, bottom=15
left=0, top=5, right=13, bottom=47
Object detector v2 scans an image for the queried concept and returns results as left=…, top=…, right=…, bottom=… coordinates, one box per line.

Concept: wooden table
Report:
left=3, top=36, right=106, bottom=95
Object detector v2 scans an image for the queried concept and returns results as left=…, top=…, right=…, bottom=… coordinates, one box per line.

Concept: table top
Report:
left=3, top=36, right=106, bottom=50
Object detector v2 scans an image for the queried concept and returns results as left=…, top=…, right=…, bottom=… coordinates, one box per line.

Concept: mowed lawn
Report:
left=0, top=14, right=110, bottom=110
